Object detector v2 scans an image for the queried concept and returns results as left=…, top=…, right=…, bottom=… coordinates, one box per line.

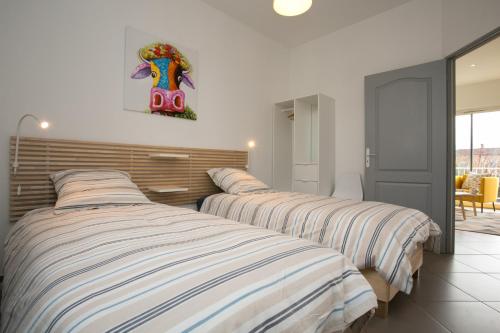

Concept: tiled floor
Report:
left=366, top=230, right=500, bottom=333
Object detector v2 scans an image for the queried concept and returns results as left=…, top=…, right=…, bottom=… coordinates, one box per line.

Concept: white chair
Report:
left=333, top=173, right=364, bottom=201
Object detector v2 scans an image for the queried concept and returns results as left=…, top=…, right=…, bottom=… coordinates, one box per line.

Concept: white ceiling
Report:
left=202, top=0, right=411, bottom=46
left=456, top=36, right=500, bottom=86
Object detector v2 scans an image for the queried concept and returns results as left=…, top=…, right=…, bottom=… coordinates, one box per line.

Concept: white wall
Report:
left=442, top=0, right=500, bottom=56
left=0, top=0, right=290, bottom=272
left=457, top=79, right=500, bottom=113
left=288, top=0, right=500, bottom=182
left=289, top=0, right=444, bottom=180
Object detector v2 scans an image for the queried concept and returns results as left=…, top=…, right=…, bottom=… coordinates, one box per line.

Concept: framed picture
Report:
left=124, top=27, right=198, bottom=120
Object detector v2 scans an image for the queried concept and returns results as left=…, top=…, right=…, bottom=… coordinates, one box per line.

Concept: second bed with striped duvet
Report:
left=201, top=191, right=441, bottom=294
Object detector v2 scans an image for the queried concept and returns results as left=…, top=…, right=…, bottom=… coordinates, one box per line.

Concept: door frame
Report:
left=445, top=26, right=500, bottom=253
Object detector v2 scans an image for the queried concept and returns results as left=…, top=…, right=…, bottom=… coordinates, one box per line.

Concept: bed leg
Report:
left=412, top=268, right=420, bottom=279
left=347, top=310, right=373, bottom=333
left=375, top=300, right=389, bottom=318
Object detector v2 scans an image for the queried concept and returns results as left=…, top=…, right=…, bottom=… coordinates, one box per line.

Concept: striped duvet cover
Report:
left=2, top=204, right=376, bottom=333
left=200, top=191, right=441, bottom=294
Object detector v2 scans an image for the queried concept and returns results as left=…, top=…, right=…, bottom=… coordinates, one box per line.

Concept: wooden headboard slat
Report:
left=9, top=136, right=247, bottom=223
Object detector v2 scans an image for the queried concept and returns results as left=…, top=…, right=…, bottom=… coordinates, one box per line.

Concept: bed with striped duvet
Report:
left=200, top=191, right=441, bottom=294
left=2, top=204, right=376, bottom=333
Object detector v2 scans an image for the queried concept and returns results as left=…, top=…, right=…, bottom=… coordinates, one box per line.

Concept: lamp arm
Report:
left=13, top=114, right=41, bottom=174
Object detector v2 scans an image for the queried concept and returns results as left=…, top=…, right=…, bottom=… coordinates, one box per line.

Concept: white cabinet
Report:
left=273, top=94, right=335, bottom=195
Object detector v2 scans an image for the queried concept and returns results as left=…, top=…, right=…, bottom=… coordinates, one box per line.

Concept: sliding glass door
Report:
left=456, top=110, right=500, bottom=177
left=456, top=114, right=471, bottom=176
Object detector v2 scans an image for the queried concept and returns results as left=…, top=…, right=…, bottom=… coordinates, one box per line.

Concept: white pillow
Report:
left=50, top=169, right=151, bottom=211
left=207, top=168, right=270, bottom=194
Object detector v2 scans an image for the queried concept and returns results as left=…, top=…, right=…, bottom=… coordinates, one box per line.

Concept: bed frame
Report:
left=361, top=243, right=423, bottom=318
left=9, top=136, right=247, bottom=223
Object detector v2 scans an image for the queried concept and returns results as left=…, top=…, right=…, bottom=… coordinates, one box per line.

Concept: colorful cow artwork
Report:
left=130, top=43, right=197, bottom=120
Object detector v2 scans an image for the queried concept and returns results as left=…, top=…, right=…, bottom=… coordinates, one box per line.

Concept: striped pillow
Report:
left=50, top=169, right=151, bottom=211
left=207, top=168, right=270, bottom=194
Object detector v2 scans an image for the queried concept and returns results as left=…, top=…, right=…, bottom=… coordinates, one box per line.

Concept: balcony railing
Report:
left=455, top=167, right=500, bottom=176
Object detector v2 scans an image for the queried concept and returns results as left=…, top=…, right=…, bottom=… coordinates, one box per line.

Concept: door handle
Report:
left=366, top=148, right=376, bottom=168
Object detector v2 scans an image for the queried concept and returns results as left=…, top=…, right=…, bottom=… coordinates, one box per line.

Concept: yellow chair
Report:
left=455, top=175, right=499, bottom=212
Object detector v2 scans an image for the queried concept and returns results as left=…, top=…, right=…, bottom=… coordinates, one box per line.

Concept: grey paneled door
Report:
left=365, top=60, right=447, bottom=251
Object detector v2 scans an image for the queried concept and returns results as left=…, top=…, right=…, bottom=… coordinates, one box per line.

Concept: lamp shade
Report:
left=273, top=0, right=312, bottom=16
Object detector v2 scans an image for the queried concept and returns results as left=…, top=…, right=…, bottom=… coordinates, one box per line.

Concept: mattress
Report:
left=200, top=191, right=441, bottom=294
left=2, top=204, right=376, bottom=333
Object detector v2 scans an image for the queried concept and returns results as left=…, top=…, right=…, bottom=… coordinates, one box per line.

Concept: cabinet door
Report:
left=294, top=164, right=319, bottom=181
left=273, top=106, right=294, bottom=191
left=318, top=94, right=335, bottom=196
left=293, top=181, right=319, bottom=194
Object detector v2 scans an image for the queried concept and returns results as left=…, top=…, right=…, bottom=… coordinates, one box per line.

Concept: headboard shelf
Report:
left=148, top=186, right=189, bottom=193
left=9, top=136, right=247, bottom=223
left=149, top=153, right=190, bottom=159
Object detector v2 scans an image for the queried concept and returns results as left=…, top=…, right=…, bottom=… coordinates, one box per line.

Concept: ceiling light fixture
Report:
left=273, top=0, right=312, bottom=17
left=470, top=63, right=477, bottom=68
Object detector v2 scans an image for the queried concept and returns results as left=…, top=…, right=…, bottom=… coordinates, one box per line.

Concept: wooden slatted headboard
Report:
left=9, top=137, right=247, bottom=223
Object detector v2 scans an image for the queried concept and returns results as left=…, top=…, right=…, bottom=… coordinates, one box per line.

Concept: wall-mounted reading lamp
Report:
left=247, top=140, right=256, bottom=172
left=13, top=114, right=50, bottom=176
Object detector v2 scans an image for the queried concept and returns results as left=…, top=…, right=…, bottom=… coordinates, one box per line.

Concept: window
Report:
left=472, top=111, right=500, bottom=177
left=456, top=110, right=500, bottom=177
left=455, top=114, right=471, bottom=175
